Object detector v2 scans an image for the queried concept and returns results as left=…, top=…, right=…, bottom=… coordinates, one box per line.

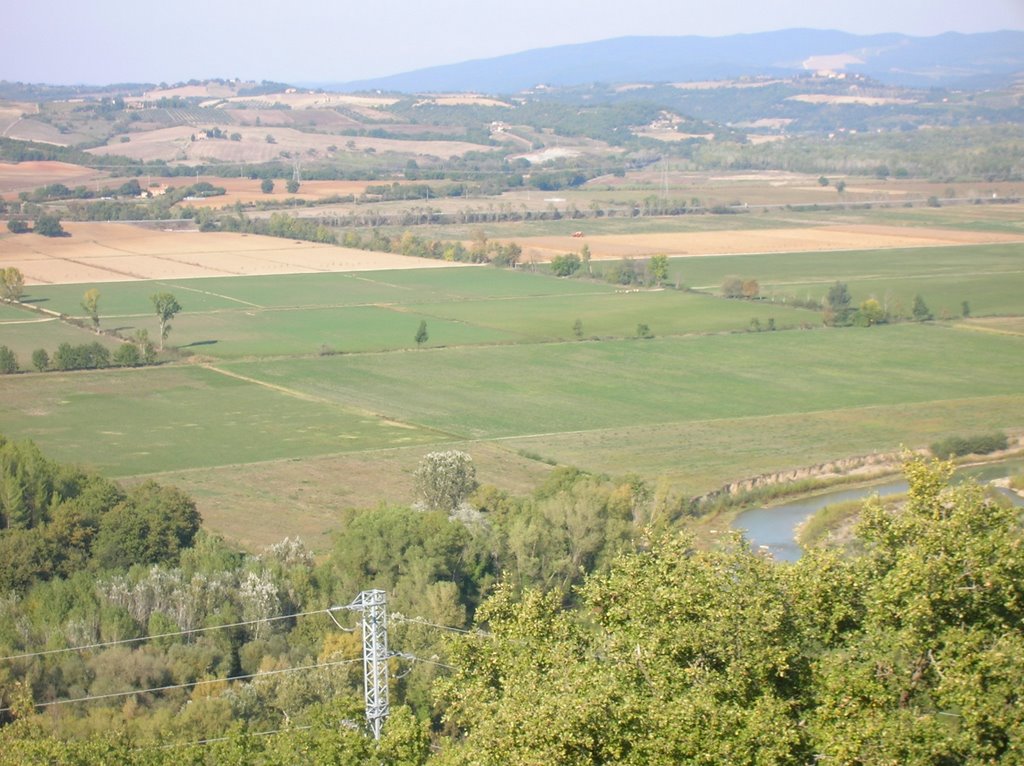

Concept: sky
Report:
left=2, top=0, right=1023, bottom=86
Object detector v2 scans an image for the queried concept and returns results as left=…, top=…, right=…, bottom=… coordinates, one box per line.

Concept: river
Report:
left=735, top=459, right=1024, bottom=562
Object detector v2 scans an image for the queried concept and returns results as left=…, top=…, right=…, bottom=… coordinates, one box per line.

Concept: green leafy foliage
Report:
left=930, top=431, right=1008, bottom=459
left=150, top=292, right=181, bottom=350
left=0, top=268, right=25, bottom=301
left=0, top=346, right=17, bottom=374
left=435, top=457, right=1024, bottom=764
left=1, top=441, right=1021, bottom=763
left=550, top=253, right=581, bottom=277
left=413, top=450, right=476, bottom=511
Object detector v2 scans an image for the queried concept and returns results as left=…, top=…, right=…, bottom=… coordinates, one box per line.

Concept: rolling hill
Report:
left=323, top=29, right=1024, bottom=93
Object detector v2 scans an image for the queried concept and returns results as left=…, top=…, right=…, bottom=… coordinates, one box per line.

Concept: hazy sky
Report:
left=2, top=0, right=1023, bottom=85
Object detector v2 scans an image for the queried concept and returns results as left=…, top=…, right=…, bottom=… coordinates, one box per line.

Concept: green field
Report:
left=2, top=240, right=1022, bottom=549
left=12, top=243, right=1022, bottom=363
left=0, top=316, right=125, bottom=360
left=669, top=243, right=1024, bottom=316
left=2, top=322, right=1021, bottom=480
left=0, top=365, right=450, bottom=476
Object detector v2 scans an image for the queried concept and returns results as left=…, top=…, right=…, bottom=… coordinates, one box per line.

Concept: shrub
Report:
left=414, top=450, right=477, bottom=511
left=113, top=343, right=142, bottom=367
left=930, top=432, right=1009, bottom=459
left=53, top=341, right=112, bottom=371
left=550, top=253, right=581, bottom=277
left=31, top=348, right=49, bottom=371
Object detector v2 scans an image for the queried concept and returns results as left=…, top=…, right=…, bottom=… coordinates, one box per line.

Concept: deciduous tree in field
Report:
left=717, top=275, right=738, bottom=298
left=0, top=267, right=25, bottom=301
left=649, top=253, right=669, bottom=285
left=825, top=281, right=853, bottom=325
left=151, top=292, right=182, bottom=350
left=856, top=297, right=886, bottom=326
left=415, top=320, right=429, bottom=347
left=0, top=345, right=17, bottom=374
left=912, top=293, right=933, bottom=321
left=34, top=213, right=66, bottom=237
left=261, top=178, right=275, bottom=194
left=31, top=348, right=48, bottom=372
left=81, top=288, right=101, bottom=332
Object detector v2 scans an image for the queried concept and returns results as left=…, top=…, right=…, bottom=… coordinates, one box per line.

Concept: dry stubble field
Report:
left=4, top=220, right=1020, bottom=285
left=1, top=222, right=462, bottom=284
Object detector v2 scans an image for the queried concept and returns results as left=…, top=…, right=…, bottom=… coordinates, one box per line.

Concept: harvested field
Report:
left=506, top=224, right=1023, bottom=262
left=87, top=125, right=487, bottom=163
left=0, top=119, right=74, bottom=146
left=414, top=95, right=513, bottom=107
left=221, top=92, right=399, bottom=109
left=169, top=176, right=389, bottom=207
left=1, top=222, right=464, bottom=285
left=0, top=160, right=108, bottom=197
left=788, top=94, right=916, bottom=106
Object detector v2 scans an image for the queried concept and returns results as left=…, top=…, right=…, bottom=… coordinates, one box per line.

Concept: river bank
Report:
left=730, top=450, right=1024, bottom=561
left=679, top=433, right=1023, bottom=554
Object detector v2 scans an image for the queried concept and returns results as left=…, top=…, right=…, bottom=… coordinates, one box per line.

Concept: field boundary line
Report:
left=199, top=364, right=462, bottom=440
left=0, top=316, right=57, bottom=325
left=658, top=237, right=1024, bottom=262
left=200, top=364, right=343, bottom=404
left=154, top=281, right=264, bottom=308
left=490, top=393, right=1024, bottom=443
left=953, top=323, right=1024, bottom=338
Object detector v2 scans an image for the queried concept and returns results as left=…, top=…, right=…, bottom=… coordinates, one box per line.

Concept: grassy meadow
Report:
left=2, top=237, right=1022, bottom=548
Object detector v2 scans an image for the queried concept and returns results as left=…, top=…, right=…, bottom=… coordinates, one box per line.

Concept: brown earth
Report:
left=87, top=125, right=486, bottom=164
left=166, top=177, right=394, bottom=207
left=0, top=161, right=109, bottom=196
left=1, top=222, right=465, bottom=285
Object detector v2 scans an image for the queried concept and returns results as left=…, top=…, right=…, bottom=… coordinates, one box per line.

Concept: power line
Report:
left=390, top=613, right=488, bottom=637
left=391, top=651, right=457, bottom=672
left=0, top=657, right=362, bottom=714
left=146, top=724, right=314, bottom=751
left=0, top=607, right=343, bottom=663
left=144, top=718, right=362, bottom=751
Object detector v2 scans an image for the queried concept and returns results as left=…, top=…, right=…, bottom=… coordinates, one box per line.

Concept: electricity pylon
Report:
left=350, top=589, right=389, bottom=739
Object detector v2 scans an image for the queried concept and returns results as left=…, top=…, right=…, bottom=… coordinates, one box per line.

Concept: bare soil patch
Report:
left=171, top=177, right=387, bottom=208
left=223, top=92, right=399, bottom=110
left=789, top=94, right=916, bottom=106
left=0, top=161, right=108, bottom=197
left=414, top=95, right=513, bottom=108
left=1, top=119, right=74, bottom=146
left=2, top=222, right=465, bottom=285
left=504, top=224, right=1022, bottom=263
left=88, top=125, right=485, bottom=164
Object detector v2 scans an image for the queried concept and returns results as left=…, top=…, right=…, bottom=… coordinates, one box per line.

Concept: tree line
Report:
left=0, top=441, right=1020, bottom=763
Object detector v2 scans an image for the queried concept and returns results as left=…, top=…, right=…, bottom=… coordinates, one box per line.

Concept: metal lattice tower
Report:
left=351, top=589, right=390, bottom=739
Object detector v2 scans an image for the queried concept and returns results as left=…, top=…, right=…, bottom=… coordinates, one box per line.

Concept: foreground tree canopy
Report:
left=0, top=443, right=1020, bottom=764
left=436, top=455, right=1024, bottom=765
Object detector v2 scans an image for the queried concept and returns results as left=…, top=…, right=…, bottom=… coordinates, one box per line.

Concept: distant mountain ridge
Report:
left=320, top=29, right=1024, bottom=93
